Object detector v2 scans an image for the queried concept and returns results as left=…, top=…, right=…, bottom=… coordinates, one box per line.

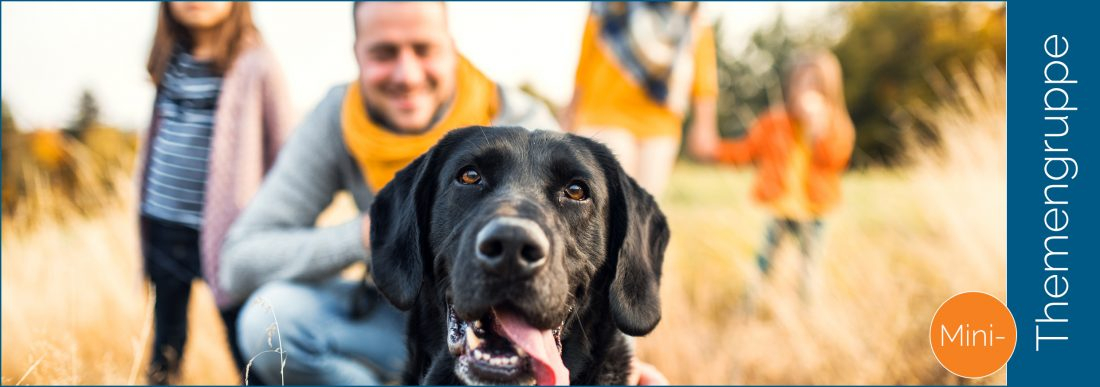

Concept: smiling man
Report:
left=218, top=2, right=558, bottom=384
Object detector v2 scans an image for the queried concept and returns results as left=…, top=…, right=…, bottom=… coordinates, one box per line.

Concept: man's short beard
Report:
left=365, top=96, right=453, bottom=135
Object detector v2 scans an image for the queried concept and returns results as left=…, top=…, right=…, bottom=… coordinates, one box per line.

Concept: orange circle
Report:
left=929, top=292, right=1016, bottom=378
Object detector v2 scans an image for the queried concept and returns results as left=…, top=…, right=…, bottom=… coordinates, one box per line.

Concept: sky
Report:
left=1, top=2, right=833, bottom=130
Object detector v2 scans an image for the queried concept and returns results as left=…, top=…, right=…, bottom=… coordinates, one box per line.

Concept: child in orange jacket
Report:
left=691, top=50, right=855, bottom=296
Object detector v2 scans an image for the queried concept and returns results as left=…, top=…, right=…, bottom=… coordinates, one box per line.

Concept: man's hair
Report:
left=352, top=1, right=447, bottom=35
left=352, top=1, right=365, bottom=34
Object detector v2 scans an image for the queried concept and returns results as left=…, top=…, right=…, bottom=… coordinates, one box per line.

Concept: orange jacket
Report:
left=716, top=107, right=855, bottom=215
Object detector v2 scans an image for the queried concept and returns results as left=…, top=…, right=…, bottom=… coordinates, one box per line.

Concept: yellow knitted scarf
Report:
left=342, top=57, right=498, bottom=192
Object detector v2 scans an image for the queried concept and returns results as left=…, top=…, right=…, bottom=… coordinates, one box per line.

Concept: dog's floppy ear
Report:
left=593, top=141, right=670, bottom=336
left=369, top=149, right=439, bottom=311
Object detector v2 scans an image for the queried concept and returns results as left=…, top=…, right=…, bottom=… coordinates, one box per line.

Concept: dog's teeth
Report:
left=509, top=355, right=518, bottom=364
left=473, top=320, right=482, bottom=329
left=465, top=325, right=481, bottom=349
left=514, top=346, right=527, bottom=357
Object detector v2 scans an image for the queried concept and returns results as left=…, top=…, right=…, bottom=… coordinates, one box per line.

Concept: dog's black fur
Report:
left=368, top=126, right=669, bottom=385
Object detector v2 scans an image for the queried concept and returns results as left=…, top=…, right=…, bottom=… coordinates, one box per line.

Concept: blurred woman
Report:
left=693, top=50, right=855, bottom=298
left=137, top=2, right=290, bottom=383
left=566, top=1, right=719, bottom=197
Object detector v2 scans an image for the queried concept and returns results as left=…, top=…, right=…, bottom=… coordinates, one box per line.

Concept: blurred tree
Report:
left=2, top=99, right=25, bottom=213
left=833, top=2, right=1005, bottom=166
left=2, top=99, right=17, bottom=134
left=706, top=3, right=1005, bottom=167
left=2, top=96, right=138, bottom=219
left=65, top=89, right=101, bottom=139
left=711, top=14, right=829, bottom=139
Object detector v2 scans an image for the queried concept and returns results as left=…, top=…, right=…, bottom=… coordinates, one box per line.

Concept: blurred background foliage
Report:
left=2, top=92, right=138, bottom=220
left=711, top=2, right=1005, bottom=167
left=1, top=2, right=1006, bottom=219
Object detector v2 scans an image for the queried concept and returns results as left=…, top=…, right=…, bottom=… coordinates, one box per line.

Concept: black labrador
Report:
left=368, top=126, right=669, bottom=385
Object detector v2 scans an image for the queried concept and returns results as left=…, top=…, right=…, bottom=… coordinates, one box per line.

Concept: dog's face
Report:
left=370, top=126, right=668, bottom=385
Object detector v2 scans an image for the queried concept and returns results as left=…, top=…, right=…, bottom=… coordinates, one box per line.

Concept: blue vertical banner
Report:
left=1007, top=0, right=1099, bottom=384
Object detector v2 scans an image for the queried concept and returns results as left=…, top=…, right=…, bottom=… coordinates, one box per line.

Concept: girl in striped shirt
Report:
left=138, top=2, right=291, bottom=384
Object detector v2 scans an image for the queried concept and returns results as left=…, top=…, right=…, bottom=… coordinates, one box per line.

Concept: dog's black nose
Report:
left=475, top=217, right=549, bottom=278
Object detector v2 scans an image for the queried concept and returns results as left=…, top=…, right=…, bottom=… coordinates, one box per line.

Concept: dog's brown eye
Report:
left=564, top=181, right=588, bottom=201
left=457, top=167, right=481, bottom=185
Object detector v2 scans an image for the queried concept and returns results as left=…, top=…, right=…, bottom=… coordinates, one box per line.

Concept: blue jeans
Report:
left=236, top=279, right=408, bottom=385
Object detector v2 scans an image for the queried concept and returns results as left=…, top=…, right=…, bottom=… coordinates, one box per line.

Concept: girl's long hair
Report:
left=784, top=50, right=855, bottom=137
left=146, top=2, right=259, bottom=87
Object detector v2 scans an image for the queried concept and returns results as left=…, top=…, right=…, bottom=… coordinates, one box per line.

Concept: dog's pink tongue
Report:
left=494, top=309, right=569, bottom=386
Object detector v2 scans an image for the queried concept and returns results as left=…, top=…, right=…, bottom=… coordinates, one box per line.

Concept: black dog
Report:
left=369, top=126, right=669, bottom=385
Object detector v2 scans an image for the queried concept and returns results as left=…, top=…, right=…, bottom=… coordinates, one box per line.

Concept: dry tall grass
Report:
left=1, top=178, right=238, bottom=385
left=2, top=61, right=1005, bottom=385
left=636, top=58, right=1006, bottom=385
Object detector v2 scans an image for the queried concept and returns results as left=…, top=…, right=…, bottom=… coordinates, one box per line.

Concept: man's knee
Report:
left=236, top=282, right=330, bottom=380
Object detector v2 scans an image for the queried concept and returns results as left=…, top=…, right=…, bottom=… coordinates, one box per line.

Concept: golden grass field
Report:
left=1, top=64, right=1005, bottom=385
left=635, top=62, right=1007, bottom=385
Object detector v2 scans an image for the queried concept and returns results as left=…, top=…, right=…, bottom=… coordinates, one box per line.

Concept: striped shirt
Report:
left=141, top=49, right=223, bottom=228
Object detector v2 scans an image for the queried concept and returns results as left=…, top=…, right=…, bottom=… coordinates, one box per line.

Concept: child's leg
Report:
left=142, top=217, right=202, bottom=385
left=743, top=218, right=792, bottom=309
left=635, top=136, right=680, bottom=197
left=755, top=218, right=788, bottom=275
left=801, top=219, right=824, bottom=260
left=796, top=219, right=825, bottom=300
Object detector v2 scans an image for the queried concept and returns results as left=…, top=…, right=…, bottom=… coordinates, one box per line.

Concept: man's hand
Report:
left=627, top=359, right=670, bottom=385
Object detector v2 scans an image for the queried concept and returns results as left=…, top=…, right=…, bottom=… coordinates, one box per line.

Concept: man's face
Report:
left=353, top=3, right=457, bottom=133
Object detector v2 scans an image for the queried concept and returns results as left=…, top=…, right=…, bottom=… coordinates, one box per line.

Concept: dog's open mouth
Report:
left=447, top=305, right=568, bottom=385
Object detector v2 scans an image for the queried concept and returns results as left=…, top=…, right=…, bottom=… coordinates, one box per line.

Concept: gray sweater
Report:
left=219, top=84, right=560, bottom=304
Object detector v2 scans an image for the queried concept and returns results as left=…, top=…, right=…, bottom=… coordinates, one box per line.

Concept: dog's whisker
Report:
left=567, top=299, right=591, bottom=350
left=477, top=126, right=491, bottom=149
